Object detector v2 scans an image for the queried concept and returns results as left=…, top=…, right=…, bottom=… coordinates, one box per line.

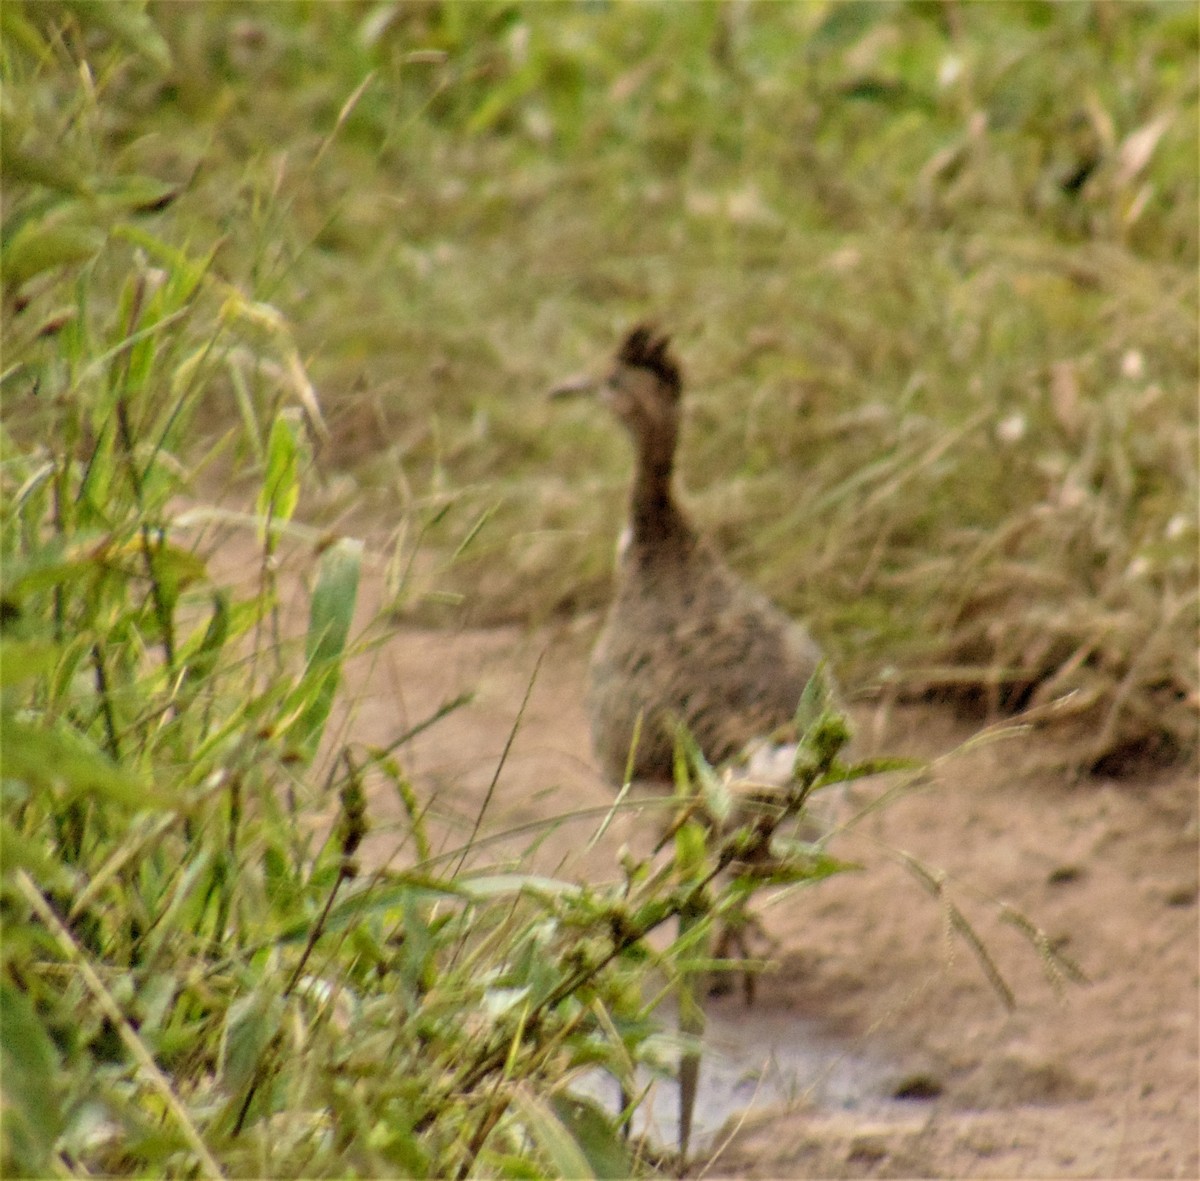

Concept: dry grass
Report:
left=9, top=4, right=1199, bottom=772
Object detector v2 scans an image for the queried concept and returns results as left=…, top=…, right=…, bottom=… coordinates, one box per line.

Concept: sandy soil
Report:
left=206, top=527, right=1198, bottom=1179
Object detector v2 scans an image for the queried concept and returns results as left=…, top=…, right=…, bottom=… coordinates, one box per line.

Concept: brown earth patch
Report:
left=201, top=524, right=1198, bottom=1179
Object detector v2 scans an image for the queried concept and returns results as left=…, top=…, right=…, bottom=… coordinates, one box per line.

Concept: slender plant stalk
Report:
left=16, top=871, right=225, bottom=1180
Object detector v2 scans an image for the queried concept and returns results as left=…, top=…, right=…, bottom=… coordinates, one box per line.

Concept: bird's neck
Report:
left=629, top=429, right=694, bottom=550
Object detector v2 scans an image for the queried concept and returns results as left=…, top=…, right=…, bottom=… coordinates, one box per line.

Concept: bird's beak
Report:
left=548, top=373, right=600, bottom=400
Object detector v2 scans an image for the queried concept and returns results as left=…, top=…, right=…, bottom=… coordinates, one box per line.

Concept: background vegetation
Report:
left=2, top=0, right=1196, bottom=1176
left=8, top=0, right=1197, bottom=766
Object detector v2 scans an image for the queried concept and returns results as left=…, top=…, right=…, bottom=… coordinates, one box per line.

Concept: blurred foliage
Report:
left=3, top=3, right=1197, bottom=759
left=2, top=3, right=1187, bottom=1174
left=0, top=7, right=735, bottom=1173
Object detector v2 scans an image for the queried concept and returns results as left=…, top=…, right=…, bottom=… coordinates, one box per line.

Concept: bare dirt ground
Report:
left=210, top=528, right=1198, bottom=1179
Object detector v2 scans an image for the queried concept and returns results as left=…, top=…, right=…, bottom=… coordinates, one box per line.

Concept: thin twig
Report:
left=452, top=648, right=544, bottom=878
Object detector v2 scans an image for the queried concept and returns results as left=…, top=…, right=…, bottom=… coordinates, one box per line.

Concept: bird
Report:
left=553, top=324, right=838, bottom=793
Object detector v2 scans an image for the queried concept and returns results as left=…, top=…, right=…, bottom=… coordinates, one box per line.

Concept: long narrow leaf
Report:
left=287, top=538, right=361, bottom=761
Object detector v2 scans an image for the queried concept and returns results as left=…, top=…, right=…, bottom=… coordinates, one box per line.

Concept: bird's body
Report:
left=559, top=326, right=833, bottom=788
left=590, top=524, right=827, bottom=784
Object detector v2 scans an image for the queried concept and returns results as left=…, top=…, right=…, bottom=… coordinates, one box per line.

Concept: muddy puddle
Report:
left=574, top=996, right=905, bottom=1152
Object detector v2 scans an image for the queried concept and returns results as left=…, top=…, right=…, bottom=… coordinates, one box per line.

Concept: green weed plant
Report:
left=0, top=2, right=1187, bottom=1176
left=6, top=1, right=1195, bottom=768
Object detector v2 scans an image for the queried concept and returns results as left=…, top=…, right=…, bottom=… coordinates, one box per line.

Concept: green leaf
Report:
left=677, top=725, right=731, bottom=827
left=734, top=843, right=862, bottom=887
left=817, top=754, right=924, bottom=785
left=0, top=712, right=156, bottom=807
left=793, top=663, right=834, bottom=732
left=94, top=176, right=180, bottom=215
left=286, top=537, right=362, bottom=760
left=840, top=77, right=932, bottom=111
left=256, top=410, right=307, bottom=536
left=458, top=873, right=579, bottom=901
left=467, top=63, right=539, bottom=134
left=0, top=815, right=73, bottom=887
left=221, top=989, right=283, bottom=1095
left=510, top=1086, right=596, bottom=1180
left=304, top=539, right=361, bottom=667
left=0, top=981, right=64, bottom=1178
left=179, top=591, right=230, bottom=690
left=808, top=0, right=887, bottom=53
left=0, top=6, right=52, bottom=67
left=142, top=538, right=207, bottom=618
left=2, top=536, right=114, bottom=599
left=548, top=1094, right=630, bottom=1180
left=0, top=640, right=58, bottom=688
left=673, top=817, right=708, bottom=879
left=1, top=216, right=105, bottom=291
left=273, top=877, right=469, bottom=944
left=0, top=110, right=90, bottom=195
left=114, top=225, right=216, bottom=300
left=59, top=0, right=172, bottom=71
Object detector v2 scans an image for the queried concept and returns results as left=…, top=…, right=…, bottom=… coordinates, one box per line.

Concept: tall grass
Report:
left=29, top=0, right=1186, bottom=771
left=3, top=6, right=1129, bottom=1175
left=0, top=13, right=855, bottom=1175
left=0, top=226, right=876, bottom=1171
left=3, top=75, right=641, bottom=1175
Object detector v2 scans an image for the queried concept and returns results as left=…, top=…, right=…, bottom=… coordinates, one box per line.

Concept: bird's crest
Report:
left=617, top=324, right=682, bottom=398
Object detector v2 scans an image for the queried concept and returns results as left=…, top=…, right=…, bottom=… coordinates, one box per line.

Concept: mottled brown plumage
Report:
left=558, top=325, right=833, bottom=787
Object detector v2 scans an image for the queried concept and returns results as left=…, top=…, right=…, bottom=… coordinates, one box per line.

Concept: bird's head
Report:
left=551, top=324, right=682, bottom=446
